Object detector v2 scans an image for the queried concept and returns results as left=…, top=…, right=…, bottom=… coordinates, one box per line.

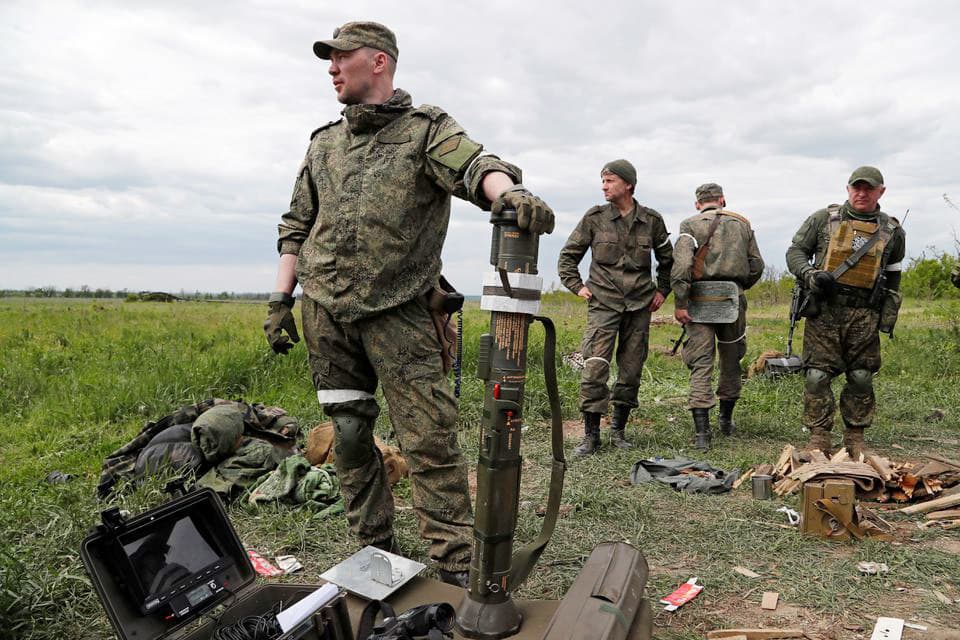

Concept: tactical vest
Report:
left=821, top=205, right=895, bottom=290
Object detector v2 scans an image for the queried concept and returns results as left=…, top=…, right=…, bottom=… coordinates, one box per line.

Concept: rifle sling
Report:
left=691, top=213, right=724, bottom=281
left=828, top=223, right=891, bottom=280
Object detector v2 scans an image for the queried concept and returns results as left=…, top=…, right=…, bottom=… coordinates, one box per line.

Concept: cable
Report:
left=212, top=599, right=285, bottom=640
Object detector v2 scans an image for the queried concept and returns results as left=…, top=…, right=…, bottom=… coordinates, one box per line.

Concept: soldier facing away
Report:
left=263, top=21, right=554, bottom=587
left=785, top=166, right=905, bottom=458
left=671, top=183, right=764, bottom=450
left=557, top=160, right=674, bottom=456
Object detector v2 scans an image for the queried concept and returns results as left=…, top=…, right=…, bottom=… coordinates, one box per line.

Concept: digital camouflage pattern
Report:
left=670, top=207, right=764, bottom=309
left=197, top=437, right=293, bottom=499
left=277, top=89, right=520, bottom=323
left=671, top=206, right=763, bottom=409
left=787, top=201, right=905, bottom=434
left=301, top=294, right=472, bottom=571
left=557, top=201, right=674, bottom=311
left=578, top=303, right=651, bottom=413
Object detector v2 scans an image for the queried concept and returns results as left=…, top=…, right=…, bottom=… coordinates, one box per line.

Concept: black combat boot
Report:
left=692, top=408, right=712, bottom=452
left=610, top=404, right=634, bottom=449
left=718, top=399, right=737, bottom=436
left=573, top=412, right=601, bottom=457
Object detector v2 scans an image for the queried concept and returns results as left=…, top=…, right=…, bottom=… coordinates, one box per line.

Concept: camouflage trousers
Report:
left=301, top=294, right=473, bottom=571
left=802, top=303, right=881, bottom=431
left=579, top=302, right=651, bottom=414
left=682, top=297, right=747, bottom=409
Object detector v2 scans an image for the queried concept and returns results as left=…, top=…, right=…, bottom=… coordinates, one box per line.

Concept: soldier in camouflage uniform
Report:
left=558, top=160, right=673, bottom=456
left=786, top=167, right=905, bottom=458
left=263, top=22, right=554, bottom=587
left=671, top=183, right=764, bottom=450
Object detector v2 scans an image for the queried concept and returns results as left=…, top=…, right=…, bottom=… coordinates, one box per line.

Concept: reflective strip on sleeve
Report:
left=584, top=356, right=610, bottom=367
left=885, top=261, right=902, bottom=272
left=316, top=389, right=375, bottom=404
left=656, top=234, right=672, bottom=248
left=678, top=232, right=699, bottom=249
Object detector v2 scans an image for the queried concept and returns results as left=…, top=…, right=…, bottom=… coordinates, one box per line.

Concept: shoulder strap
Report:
left=692, top=213, right=723, bottom=280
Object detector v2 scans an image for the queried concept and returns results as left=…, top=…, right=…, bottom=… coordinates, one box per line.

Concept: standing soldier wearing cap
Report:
left=671, top=183, right=764, bottom=450
left=263, top=21, right=555, bottom=587
left=786, top=166, right=905, bottom=458
left=558, top=160, right=673, bottom=456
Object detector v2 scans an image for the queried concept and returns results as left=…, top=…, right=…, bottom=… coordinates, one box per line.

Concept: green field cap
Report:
left=314, top=21, right=398, bottom=61
left=695, top=183, right=724, bottom=201
left=847, top=166, right=884, bottom=187
left=601, top=159, right=637, bottom=187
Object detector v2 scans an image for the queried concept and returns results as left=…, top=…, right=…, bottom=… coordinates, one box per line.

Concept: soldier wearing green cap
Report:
left=671, top=183, right=764, bottom=450
left=786, top=166, right=905, bottom=458
left=263, top=20, right=555, bottom=587
left=558, top=160, right=674, bottom=456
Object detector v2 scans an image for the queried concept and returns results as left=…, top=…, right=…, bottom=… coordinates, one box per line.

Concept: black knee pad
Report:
left=804, top=368, right=832, bottom=394
left=332, top=414, right=374, bottom=469
left=846, top=368, right=873, bottom=395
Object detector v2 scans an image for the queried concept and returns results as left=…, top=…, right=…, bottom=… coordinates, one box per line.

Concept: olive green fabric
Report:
left=248, top=455, right=343, bottom=517
left=682, top=297, right=748, bottom=409
left=578, top=304, right=651, bottom=414
left=670, top=206, right=764, bottom=310
left=133, top=424, right=203, bottom=479
left=600, top=159, right=637, bottom=187
left=493, top=185, right=555, bottom=234
left=300, top=294, right=472, bottom=571
left=278, top=89, right=519, bottom=323
left=191, top=404, right=245, bottom=462
left=197, top=438, right=293, bottom=499
left=557, top=201, right=673, bottom=312
left=313, top=21, right=399, bottom=61
left=848, top=166, right=884, bottom=186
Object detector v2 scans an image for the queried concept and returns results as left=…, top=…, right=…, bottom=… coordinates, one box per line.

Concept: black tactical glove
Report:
left=804, top=269, right=835, bottom=295
left=263, top=292, right=300, bottom=355
left=492, top=184, right=555, bottom=235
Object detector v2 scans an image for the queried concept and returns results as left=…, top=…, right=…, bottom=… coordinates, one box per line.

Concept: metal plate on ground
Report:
left=320, top=546, right=425, bottom=601
left=688, top=281, right=740, bottom=323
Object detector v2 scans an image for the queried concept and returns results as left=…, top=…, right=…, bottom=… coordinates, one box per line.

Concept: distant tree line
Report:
left=0, top=286, right=270, bottom=301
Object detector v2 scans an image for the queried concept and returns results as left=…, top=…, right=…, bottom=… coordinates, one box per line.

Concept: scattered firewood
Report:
left=899, top=492, right=960, bottom=515
left=926, top=509, right=960, bottom=520
left=706, top=630, right=805, bottom=640
left=866, top=454, right=896, bottom=482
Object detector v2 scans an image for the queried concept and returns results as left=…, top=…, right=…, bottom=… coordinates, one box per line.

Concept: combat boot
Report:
left=718, top=399, right=737, bottom=436
left=573, top=412, right=601, bottom=457
left=806, top=426, right=833, bottom=457
left=843, top=426, right=871, bottom=460
left=691, top=408, right=712, bottom=452
left=609, top=404, right=634, bottom=449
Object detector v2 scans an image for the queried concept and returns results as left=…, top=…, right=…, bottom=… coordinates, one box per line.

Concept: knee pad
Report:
left=846, top=368, right=873, bottom=394
left=804, top=368, right=832, bottom=394
left=332, top=414, right=374, bottom=469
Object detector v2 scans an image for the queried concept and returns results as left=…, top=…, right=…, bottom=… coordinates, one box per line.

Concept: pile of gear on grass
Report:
left=97, top=397, right=408, bottom=515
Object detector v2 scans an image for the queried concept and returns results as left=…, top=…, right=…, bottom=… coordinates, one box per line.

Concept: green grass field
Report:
left=1, top=294, right=959, bottom=639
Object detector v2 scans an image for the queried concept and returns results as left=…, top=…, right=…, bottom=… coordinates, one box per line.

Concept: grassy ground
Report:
left=1, top=294, right=959, bottom=639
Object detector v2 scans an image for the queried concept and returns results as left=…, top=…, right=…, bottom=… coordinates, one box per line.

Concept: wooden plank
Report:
left=866, top=454, right=896, bottom=482
left=927, top=509, right=960, bottom=520
left=899, top=492, right=960, bottom=515
left=809, top=450, right=829, bottom=464
left=733, top=469, right=755, bottom=490
left=830, top=449, right=851, bottom=463
left=733, top=566, right=761, bottom=578
left=924, top=453, right=960, bottom=470
left=760, top=591, right=779, bottom=610
left=706, top=630, right=805, bottom=640
left=773, top=445, right=794, bottom=477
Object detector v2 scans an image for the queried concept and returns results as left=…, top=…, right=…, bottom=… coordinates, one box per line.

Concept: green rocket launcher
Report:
left=455, top=208, right=567, bottom=639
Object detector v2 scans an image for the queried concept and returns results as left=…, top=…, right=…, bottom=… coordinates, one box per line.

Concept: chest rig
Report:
left=822, top=205, right=894, bottom=290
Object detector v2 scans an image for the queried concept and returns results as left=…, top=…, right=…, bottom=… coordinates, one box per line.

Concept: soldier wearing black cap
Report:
left=558, top=160, right=674, bottom=456
left=786, top=166, right=905, bottom=458
left=263, top=20, right=555, bottom=587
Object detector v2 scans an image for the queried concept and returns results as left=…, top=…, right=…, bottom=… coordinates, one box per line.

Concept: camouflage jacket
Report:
left=785, top=202, right=905, bottom=282
left=557, top=200, right=673, bottom=311
left=277, top=89, right=521, bottom=322
left=671, top=206, right=765, bottom=309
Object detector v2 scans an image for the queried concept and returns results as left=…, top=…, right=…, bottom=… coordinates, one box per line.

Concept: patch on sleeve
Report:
left=428, top=133, right=482, bottom=172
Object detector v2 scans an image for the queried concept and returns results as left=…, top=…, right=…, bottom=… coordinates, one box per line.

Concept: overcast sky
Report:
left=3, top=1, right=959, bottom=294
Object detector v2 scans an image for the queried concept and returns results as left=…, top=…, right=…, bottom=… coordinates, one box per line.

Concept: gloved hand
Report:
left=804, top=269, right=835, bottom=295
left=264, top=292, right=300, bottom=355
left=492, top=184, right=555, bottom=234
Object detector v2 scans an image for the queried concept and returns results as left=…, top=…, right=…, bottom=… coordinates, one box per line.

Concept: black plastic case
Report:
left=81, top=488, right=347, bottom=640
